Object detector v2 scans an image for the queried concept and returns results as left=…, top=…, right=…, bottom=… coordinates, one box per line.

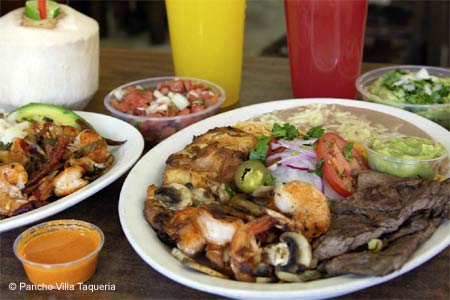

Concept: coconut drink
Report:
left=0, top=1, right=99, bottom=110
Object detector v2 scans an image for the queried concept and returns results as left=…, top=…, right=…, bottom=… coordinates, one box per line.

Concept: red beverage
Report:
left=285, top=0, right=368, bottom=99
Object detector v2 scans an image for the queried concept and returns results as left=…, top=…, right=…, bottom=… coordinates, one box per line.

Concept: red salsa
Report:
left=110, top=79, right=220, bottom=117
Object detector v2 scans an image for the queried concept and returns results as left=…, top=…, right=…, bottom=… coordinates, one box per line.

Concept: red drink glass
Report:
left=285, top=0, right=368, bottom=99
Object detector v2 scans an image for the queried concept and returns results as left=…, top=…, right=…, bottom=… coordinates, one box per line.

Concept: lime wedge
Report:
left=25, top=0, right=60, bottom=20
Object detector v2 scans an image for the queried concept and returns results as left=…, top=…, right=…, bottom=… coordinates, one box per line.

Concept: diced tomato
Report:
left=187, top=93, right=197, bottom=102
left=169, top=80, right=185, bottom=93
left=146, top=113, right=164, bottom=118
left=178, top=108, right=190, bottom=115
left=201, top=91, right=213, bottom=100
left=110, top=98, right=132, bottom=113
left=110, top=80, right=219, bottom=119
left=191, top=105, right=205, bottom=113
left=123, top=93, right=149, bottom=111
left=165, top=109, right=177, bottom=117
left=143, top=90, right=154, bottom=101
left=316, top=132, right=368, bottom=197
left=208, top=94, right=219, bottom=107
left=183, top=80, right=192, bottom=91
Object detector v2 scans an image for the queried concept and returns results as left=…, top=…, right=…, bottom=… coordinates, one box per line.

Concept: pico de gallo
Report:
left=109, top=79, right=221, bottom=118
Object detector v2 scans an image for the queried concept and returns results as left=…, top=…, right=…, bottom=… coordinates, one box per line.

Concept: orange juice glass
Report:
left=166, top=0, right=245, bottom=108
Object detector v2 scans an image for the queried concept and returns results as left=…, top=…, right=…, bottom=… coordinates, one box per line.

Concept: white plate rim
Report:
left=0, top=111, right=145, bottom=232
left=119, top=98, right=450, bottom=300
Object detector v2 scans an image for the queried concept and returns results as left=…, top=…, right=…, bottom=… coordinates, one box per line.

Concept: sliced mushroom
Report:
left=251, top=185, right=274, bottom=198
left=191, top=187, right=216, bottom=205
left=255, top=277, right=277, bottom=283
left=264, top=242, right=290, bottom=267
left=171, top=248, right=229, bottom=279
left=263, top=208, right=295, bottom=230
left=264, top=232, right=312, bottom=270
left=154, top=183, right=192, bottom=210
left=280, top=232, right=312, bottom=268
left=207, top=181, right=231, bottom=203
left=228, top=195, right=265, bottom=217
left=275, top=269, right=322, bottom=283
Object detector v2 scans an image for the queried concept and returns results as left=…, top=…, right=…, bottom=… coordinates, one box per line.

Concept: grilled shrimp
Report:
left=164, top=207, right=206, bottom=256
left=205, top=244, right=231, bottom=272
left=0, top=163, right=29, bottom=217
left=274, top=181, right=330, bottom=239
left=196, top=206, right=244, bottom=246
left=0, top=163, right=27, bottom=188
left=164, top=205, right=244, bottom=257
left=230, top=215, right=278, bottom=282
left=73, top=129, right=109, bottom=163
left=53, top=166, right=89, bottom=197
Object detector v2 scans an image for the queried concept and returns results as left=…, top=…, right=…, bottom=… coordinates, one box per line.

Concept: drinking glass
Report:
left=166, top=0, right=246, bottom=108
left=284, top=0, right=368, bottom=99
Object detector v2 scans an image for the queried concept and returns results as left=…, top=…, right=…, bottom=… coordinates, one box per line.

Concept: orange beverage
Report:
left=166, top=0, right=245, bottom=108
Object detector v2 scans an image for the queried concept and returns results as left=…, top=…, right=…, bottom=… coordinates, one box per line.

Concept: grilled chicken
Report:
left=163, top=127, right=257, bottom=188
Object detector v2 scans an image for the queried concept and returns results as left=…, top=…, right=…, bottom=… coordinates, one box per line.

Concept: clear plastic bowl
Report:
left=104, top=76, right=225, bottom=145
left=356, top=65, right=450, bottom=130
left=14, top=219, right=104, bottom=286
left=365, top=137, right=448, bottom=179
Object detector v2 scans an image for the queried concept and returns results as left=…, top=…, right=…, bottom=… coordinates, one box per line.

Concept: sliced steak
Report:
left=320, top=217, right=442, bottom=277
left=313, top=170, right=450, bottom=261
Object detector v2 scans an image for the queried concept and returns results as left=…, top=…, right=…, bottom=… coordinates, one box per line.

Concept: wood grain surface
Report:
left=0, top=48, right=448, bottom=300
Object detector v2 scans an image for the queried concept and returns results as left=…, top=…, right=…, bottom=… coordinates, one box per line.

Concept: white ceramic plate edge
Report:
left=119, top=98, right=450, bottom=300
left=0, top=111, right=145, bottom=232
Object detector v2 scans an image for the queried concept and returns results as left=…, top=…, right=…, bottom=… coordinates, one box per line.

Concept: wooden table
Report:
left=1, top=49, right=449, bottom=300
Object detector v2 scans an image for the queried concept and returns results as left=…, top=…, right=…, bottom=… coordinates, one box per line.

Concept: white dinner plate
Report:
left=0, top=111, right=145, bottom=232
left=119, top=99, right=450, bottom=300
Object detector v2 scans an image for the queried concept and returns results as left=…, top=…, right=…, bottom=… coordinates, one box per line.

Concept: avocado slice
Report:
left=7, top=103, right=93, bottom=130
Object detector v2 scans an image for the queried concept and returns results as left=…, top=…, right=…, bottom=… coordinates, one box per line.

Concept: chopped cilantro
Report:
left=304, top=126, right=324, bottom=139
left=192, top=100, right=206, bottom=106
left=224, top=183, right=235, bottom=197
left=136, top=85, right=146, bottom=91
left=263, top=173, right=275, bottom=186
left=308, top=158, right=324, bottom=177
left=271, top=123, right=299, bottom=140
left=327, top=198, right=337, bottom=205
left=249, top=135, right=271, bottom=162
left=345, top=182, right=352, bottom=192
left=344, top=143, right=354, bottom=162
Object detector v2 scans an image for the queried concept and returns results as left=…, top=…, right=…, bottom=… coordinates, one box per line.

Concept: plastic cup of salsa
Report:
left=13, top=219, right=104, bottom=286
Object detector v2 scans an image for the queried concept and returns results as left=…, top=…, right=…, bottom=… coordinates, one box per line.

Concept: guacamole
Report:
left=368, top=136, right=447, bottom=179
left=368, top=68, right=450, bottom=105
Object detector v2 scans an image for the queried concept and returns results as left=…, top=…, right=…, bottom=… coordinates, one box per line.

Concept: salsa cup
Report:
left=104, top=76, right=225, bottom=145
left=13, top=219, right=104, bottom=286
